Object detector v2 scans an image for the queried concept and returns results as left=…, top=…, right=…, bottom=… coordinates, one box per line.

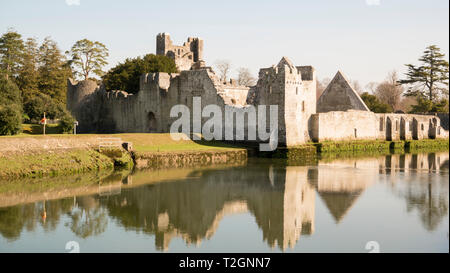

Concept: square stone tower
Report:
left=156, top=33, right=204, bottom=71
left=256, top=57, right=316, bottom=145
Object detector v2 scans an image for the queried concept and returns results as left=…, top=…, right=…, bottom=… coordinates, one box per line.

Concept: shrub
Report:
left=361, top=92, right=393, bottom=113
left=58, top=109, right=75, bottom=133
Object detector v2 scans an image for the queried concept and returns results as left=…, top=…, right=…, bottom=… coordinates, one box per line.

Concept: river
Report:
left=0, top=151, right=448, bottom=253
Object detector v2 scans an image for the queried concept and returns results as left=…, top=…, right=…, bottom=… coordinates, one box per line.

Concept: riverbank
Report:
left=258, top=138, right=449, bottom=160
left=0, top=134, right=448, bottom=179
left=0, top=133, right=247, bottom=178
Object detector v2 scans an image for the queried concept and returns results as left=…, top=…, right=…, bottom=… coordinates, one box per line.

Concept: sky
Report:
left=0, top=0, right=449, bottom=87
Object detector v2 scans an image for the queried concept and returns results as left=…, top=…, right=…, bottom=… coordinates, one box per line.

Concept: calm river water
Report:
left=0, top=151, right=448, bottom=253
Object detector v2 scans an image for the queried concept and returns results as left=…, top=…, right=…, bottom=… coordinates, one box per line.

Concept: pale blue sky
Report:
left=1, top=0, right=449, bottom=86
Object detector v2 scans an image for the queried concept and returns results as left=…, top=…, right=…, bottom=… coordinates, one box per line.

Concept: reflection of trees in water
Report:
left=66, top=196, right=108, bottom=239
left=0, top=198, right=74, bottom=242
left=401, top=177, right=448, bottom=231
left=387, top=152, right=449, bottom=231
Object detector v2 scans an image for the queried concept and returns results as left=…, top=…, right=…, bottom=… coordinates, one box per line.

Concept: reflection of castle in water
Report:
left=0, top=152, right=447, bottom=250
left=104, top=165, right=316, bottom=251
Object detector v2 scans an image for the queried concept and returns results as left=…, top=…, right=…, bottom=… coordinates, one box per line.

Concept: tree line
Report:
left=0, top=29, right=77, bottom=135
left=0, top=29, right=176, bottom=135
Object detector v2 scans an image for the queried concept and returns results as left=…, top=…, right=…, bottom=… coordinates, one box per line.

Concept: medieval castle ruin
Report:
left=67, top=33, right=449, bottom=146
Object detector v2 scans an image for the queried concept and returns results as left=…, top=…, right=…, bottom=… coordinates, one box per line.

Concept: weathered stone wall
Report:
left=67, top=79, right=103, bottom=133
left=67, top=56, right=317, bottom=146
left=310, top=110, right=448, bottom=142
left=310, top=110, right=380, bottom=142
left=437, top=113, right=449, bottom=130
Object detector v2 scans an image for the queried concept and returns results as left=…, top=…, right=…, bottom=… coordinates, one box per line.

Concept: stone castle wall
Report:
left=310, top=110, right=448, bottom=142
left=66, top=33, right=448, bottom=145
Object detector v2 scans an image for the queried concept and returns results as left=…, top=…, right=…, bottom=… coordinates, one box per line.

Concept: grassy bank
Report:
left=259, top=138, right=449, bottom=162
left=314, top=138, right=448, bottom=154
left=0, top=149, right=115, bottom=179
left=0, top=133, right=247, bottom=179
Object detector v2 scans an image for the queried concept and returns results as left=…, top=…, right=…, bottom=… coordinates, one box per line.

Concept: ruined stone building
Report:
left=67, top=33, right=449, bottom=146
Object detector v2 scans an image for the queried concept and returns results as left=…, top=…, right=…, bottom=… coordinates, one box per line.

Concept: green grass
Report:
left=0, top=133, right=247, bottom=179
left=116, top=134, right=245, bottom=153
left=0, top=149, right=114, bottom=179
left=0, top=132, right=245, bottom=152
left=21, top=123, right=63, bottom=135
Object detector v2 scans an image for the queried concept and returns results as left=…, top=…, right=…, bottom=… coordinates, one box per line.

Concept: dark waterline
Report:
left=0, top=152, right=448, bottom=253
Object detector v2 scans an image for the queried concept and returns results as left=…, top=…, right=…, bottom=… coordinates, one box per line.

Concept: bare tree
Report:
left=375, top=70, right=404, bottom=111
left=365, top=82, right=378, bottom=94
left=237, top=67, right=256, bottom=86
left=316, top=77, right=331, bottom=99
left=398, top=96, right=416, bottom=113
left=214, top=59, right=231, bottom=82
left=351, top=80, right=363, bottom=94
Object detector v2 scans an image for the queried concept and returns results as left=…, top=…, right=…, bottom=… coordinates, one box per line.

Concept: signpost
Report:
left=74, top=121, right=79, bottom=135
left=40, top=112, right=47, bottom=135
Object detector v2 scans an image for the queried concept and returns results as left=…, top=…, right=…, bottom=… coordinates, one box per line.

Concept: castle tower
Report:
left=156, top=33, right=204, bottom=71
left=257, top=57, right=317, bottom=145
left=66, top=78, right=99, bottom=132
left=66, top=79, right=98, bottom=114
left=187, top=37, right=204, bottom=62
left=156, top=32, right=172, bottom=56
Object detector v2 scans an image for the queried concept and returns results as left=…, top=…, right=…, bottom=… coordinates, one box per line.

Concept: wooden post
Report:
left=43, top=112, right=46, bottom=135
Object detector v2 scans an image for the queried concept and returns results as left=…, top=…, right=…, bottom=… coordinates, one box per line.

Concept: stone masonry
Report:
left=66, top=33, right=449, bottom=146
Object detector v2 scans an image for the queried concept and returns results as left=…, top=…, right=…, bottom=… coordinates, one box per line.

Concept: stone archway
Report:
left=386, top=117, right=392, bottom=141
left=147, top=112, right=157, bottom=133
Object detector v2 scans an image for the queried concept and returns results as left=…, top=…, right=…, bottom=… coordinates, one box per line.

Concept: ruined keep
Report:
left=156, top=32, right=204, bottom=71
left=66, top=33, right=449, bottom=146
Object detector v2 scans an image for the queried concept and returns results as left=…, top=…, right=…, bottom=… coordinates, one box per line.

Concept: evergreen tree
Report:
left=399, top=45, right=449, bottom=101
left=0, top=78, right=22, bottom=135
left=0, top=29, right=24, bottom=81
left=17, top=38, right=39, bottom=94
left=37, top=37, right=72, bottom=103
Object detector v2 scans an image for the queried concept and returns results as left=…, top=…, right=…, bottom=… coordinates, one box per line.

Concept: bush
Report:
left=58, top=109, right=75, bottom=133
left=0, top=78, right=22, bottom=135
left=102, top=54, right=177, bottom=93
left=360, top=92, right=393, bottom=113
